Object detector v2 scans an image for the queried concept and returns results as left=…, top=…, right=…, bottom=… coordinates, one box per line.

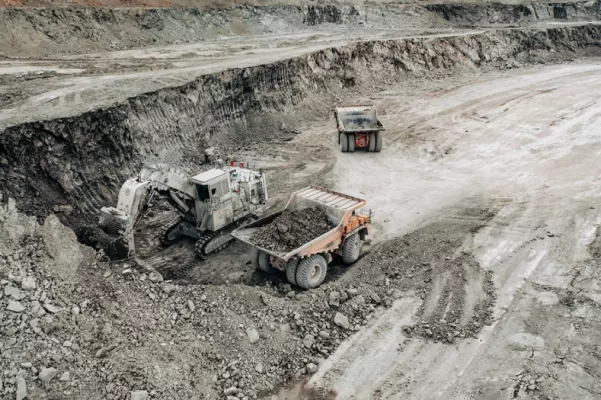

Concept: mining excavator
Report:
left=98, top=162, right=268, bottom=260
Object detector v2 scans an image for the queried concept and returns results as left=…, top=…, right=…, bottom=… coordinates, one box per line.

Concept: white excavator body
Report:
left=98, top=162, right=267, bottom=259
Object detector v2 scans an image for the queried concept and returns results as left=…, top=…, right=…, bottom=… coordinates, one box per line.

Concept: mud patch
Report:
left=251, top=207, right=332, bottom=253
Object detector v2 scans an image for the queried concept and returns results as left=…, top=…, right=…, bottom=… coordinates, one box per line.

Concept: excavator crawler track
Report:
left=194, top=232, right=233, bottom=259
left=194, top=215, right=256, bottom=259
left=158, top=217, right=183, bottom=247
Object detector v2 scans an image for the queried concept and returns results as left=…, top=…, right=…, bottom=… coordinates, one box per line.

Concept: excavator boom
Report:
left=99, top=164, right=197, bottom=257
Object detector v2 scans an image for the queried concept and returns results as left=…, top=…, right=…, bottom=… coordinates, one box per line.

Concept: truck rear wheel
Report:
left=368, top=133, right=377, bottom=152
left=347, top=133, right=355, bottom=152
left=285, top=259, right=300, bottom=285
left=296, top=254, right=328, bottom=289
left=342, top=233, right=362, bottom=264
left=340, top=133, right=348, bottom=152
left=254, top=249, right=278, bottom=274
left=375, top=131, right=382, bottom=152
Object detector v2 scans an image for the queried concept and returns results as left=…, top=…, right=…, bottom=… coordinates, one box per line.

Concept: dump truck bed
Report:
left=232, top=186, right=367, bottom=261
left=335, top=105, right=385, bottom=133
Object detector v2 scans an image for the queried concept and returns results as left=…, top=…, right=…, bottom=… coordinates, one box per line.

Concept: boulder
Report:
left=43, top=215, right=92, bottom=280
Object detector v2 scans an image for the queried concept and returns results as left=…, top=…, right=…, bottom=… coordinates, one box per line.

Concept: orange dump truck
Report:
left=335, top=105, right=384, bottom=152
left=231, top=186, right=371, bottom=289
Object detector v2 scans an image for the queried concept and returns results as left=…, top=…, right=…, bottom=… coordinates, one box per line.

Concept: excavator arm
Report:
left=98, top=164, right=197, bottom=257
left=99, top=179, right=150, bottom=257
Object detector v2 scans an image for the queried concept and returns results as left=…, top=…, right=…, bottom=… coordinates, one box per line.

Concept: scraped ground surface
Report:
left=270, top=62, right=601, bottom=399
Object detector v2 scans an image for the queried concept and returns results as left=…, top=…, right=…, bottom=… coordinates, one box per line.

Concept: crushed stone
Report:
left=251, top=207, right=333, bottom=252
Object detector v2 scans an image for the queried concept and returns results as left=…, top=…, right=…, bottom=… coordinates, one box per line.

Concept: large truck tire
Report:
left=255, top=249, right=278, bottom=274
left=342, top=233, right=362, bottom=264
left=368, top=133, right=377, bottom=152
left=250, top=247, right=261, bottom=269
left=347, top=133, right=355, bottom=152
left=285, top=259, right=300, bottom=285
left=296, top=254, right=328, bottom=289
left=340, top=133, right=348, bottom=152
left=375, top=131, right=382, bottom=152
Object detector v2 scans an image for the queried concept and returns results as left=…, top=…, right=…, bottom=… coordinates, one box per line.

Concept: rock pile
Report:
left=0, top=197, right=389, bottom=400
left=251, top=207, right=333, bottom=252
left=0, top=195, right=497, bottom=399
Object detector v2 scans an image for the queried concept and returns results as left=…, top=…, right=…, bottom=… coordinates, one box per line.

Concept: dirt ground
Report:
left=2, top=2, right=601, bottom=400
left=266, top=61, right=601, bottom=400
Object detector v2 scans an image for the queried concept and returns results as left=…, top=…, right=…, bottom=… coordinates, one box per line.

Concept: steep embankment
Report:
left=1, top=25, right=601, bottom=225
left=0, top=2, right=599, bottom=57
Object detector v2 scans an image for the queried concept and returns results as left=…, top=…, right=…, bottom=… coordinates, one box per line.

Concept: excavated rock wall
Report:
left=1, top=25, right=601, bottom=225
left=424, top=2, right=601, bottom=25
left=1, top=2, right=600, bottom=57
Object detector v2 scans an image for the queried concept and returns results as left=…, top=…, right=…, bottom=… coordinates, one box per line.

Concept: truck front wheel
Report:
left=342, top=233, right=362, bottom=264
left=296, top=255, right=328, bottom=289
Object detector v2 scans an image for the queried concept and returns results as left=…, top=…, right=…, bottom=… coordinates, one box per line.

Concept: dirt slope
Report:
left=0, top=0, right=591, bottom=6
left=1, top=2, right=599, bottom=57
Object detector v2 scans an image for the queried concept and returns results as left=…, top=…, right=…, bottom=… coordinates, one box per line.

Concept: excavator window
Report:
left=196, top=184, right=210, bottom=201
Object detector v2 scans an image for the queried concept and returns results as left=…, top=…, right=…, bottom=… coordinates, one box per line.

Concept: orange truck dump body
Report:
left=232, top=186, right=370, bottom=262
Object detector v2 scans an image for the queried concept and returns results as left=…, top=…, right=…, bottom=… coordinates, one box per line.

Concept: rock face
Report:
left=39, top=367, right=58, bottom=382
left=7, top=300, right=25, bottom=312
left=334, top=312, right=350, bottom=330
left=246, top=327, right=260, bottom=344
left=303, top=334, right=315, bottom=349
left=21, top=276, right=36, bottom=291
left=255, top=363, right=264, bottom=374
left=329, top=291, right=340, bottom=307
left=131, top=390, right=149, bottom=400
left=0, top=197, right=37, bottom=253
left=43, top=214, right=88, bottom=280
left=16, top=377, right=27, bottom=400
left=5, top=285, right=24, bottom=300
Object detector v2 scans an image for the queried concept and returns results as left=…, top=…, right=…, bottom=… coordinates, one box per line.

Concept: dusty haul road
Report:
left=270, top=63, right=601, bottom=399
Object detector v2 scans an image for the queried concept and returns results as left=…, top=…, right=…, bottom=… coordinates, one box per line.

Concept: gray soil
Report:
left=2, top=2, right=601, bottom=400
left=251, top=208, right=332, bottom=253
left=341, top=204, right=498, bottom=343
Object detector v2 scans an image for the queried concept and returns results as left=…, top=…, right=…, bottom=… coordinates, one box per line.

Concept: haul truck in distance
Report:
left=334, top=105, right=384, bottom=152
left=232, top=186, right=371, bottom=289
